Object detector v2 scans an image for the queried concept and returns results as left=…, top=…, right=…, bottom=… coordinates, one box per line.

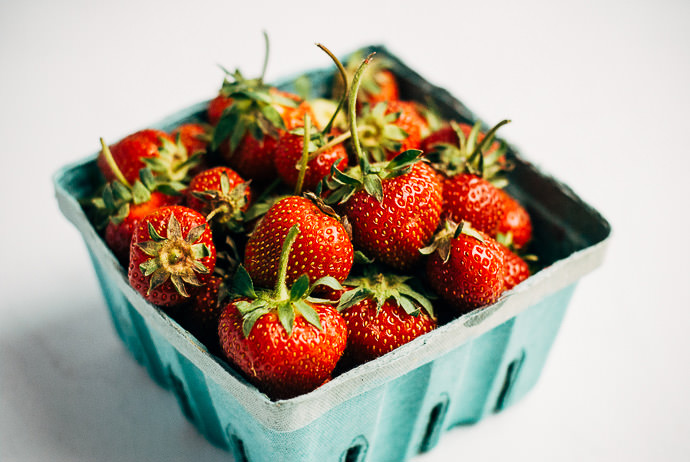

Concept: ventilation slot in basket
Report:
left=167, top=367, right=194, bottom=421
left=494, top=350, right=526, bottom=412
left=420, top=394, right=450, bottom=453
left=226, top=431, right=249, bottom=462
left=341, top=435, right=368, bottom=462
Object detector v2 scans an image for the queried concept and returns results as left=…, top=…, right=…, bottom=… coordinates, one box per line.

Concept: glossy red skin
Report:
left=104, top=191, right=180, bottom=264
left=274, top=132, right=348, bottom=191
left=382, top=101, right=427, bottom=160
left=426, top=231, right=505, bottom=313
left=341, top=162, right=443, bottom=270
left=498, top=243, right=530, bottom=291
left=341, top=296, right=436, bottom=367
left=442, top=173, right=505, bottom=237
left=171, top=123, right=208, bottom=155
left=218, top=299, right=347, bottom=400
left=184, top=166, right=251, bottom=217
left=97, top=129, right=173, bottom=185
left=128, top=206, right=217, bottom=307
left=244, top=196, right=354, bottom=289
left=497, top=190, right=533, bottom=249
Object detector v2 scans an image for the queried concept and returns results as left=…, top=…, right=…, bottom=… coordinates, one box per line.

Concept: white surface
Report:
left=1, top=0, right=688, bottom=461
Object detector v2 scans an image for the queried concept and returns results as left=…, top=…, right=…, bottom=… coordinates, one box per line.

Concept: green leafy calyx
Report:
left=230, top=225, right=344, bottom=337
left=337, top=271, right=434, bottom=319
left=136, top=212, right=211, bottom=298
left=419, top=220, right=484, bottom=263
left=427, top=120, right=511, bottom=187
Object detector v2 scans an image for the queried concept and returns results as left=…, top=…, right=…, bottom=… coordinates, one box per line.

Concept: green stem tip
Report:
left=275, top=224, right=300, bottom=300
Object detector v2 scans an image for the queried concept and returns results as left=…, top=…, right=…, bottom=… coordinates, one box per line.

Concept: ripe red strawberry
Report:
left=426, top=120, right=511, bottom=237
left=98, top=130, right=200, bottom=187
left=497, top=189, right=533, bottom=249
left=336, top=272, right=436, bottom=367
left=498, top=243, right=530, bottom=291
left=184, top=166, right=252, bottom=231
left=338, top=159, right=443, bottom=270
left=97, top=129, right=172, bottom=185
left=104, top=190, right=180, bottom=263
left=128, top=205, right=216, bottom=307
left=209, top=40, right=316, bottom=184
left=171, top=123, right=209, bottom=156
left=218, top=225, right=347, bottom=399
left=216, top=90, right=315, bottom=183
left=423, top=221, right=505, bottom=313
left=89, top=156, right=182, bottom=264
left=244, top=195, right=353, bottom=289
left=323, top=56, right=443, bottom=271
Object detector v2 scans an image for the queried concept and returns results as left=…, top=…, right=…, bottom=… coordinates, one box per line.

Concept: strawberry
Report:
left=215, top=87, right=314, bottom=183
left=335, top=158, right=443, bottom=270
left=97, top=130, right=199, bottom=186
left=323, top=55, right=443, bottom=271
left=496, top=189, right=533, bottom=250
left=336, top=271, right=436, bottom=367
left=218, top=225, right=347, bottom=399
left=97, top=129, right=170, bottom=185
left=184, top=166, right=252, bottom=232
left=209, top=37, right=316, bottom=183
left=103, top=189, right=180, bottom=264
left=128, top=205, right=216, bottom=307
left=171, top=123, right=209, bottom=157
left=89, top=152, right=182, bottom=263
left=427, top=120, right=511, bottom=237
left=422, top=221, right=505, bottom=313
left=243, top=195, right=353, bottom=289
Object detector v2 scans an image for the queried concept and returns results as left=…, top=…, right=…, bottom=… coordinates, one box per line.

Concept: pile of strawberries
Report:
left=87, top=42, right=534, bottom=400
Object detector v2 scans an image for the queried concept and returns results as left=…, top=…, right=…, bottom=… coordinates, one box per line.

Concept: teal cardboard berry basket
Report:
left=54, top=46, right=611, bottom=462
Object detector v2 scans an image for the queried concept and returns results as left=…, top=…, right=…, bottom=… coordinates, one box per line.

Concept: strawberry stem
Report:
left=307, top=125, right=369, bottom=161
left=99, top=138, right=131, bottom=188
left=259, top=30, right=270, bottom=83
left=316, top=43, right=348, bottom=135
left=348, top=53, right=375, bottom=168
left=294, top=114, right=311, bottom=195
left=275, top=224, right=300, bottom=300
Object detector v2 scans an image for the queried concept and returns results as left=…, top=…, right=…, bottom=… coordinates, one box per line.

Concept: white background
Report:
left=1, top=0, right=689, bottom=460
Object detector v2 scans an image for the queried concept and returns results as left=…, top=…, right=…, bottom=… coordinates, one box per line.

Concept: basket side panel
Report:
left=489, top=284, right=574, bottom=413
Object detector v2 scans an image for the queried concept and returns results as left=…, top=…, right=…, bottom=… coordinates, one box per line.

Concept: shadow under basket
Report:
left=54, top=45, right=611, bottom=462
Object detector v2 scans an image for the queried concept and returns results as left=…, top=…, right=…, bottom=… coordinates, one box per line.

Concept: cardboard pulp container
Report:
left=54, top=46, right=611, bottom=462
